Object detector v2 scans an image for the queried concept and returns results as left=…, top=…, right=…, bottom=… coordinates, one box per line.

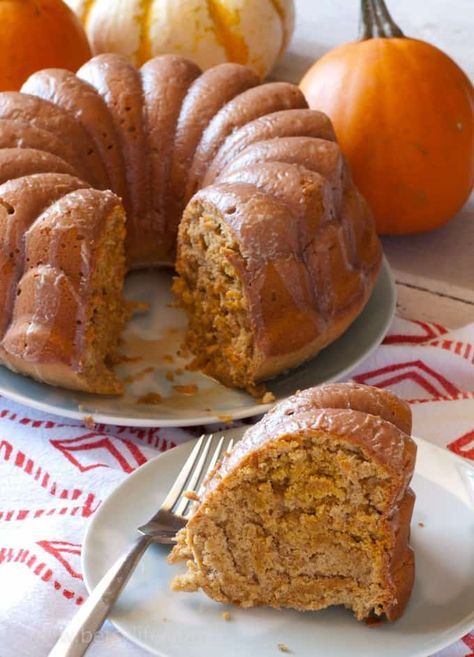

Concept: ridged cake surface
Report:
left=0, top=54, right=381, bottom=393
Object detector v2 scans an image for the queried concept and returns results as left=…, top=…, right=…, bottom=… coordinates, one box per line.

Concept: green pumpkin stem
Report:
left=360, top=0, right=404, bottom=39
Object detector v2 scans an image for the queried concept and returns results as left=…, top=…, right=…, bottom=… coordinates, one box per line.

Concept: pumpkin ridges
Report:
left=269, top=0, right=291, bottom=56
left=137, top=0, right=154, bottom=66
left=380, top=38, right=474, bottom=233
left=80, top=0, right=96, bottom=28
left=64, top=0, right=294, bottom=77
left=301, top=34, right=474, bottom=235
left=206, top=0, right=249, bottom=69
left=0, top=0, right=92, bottom=91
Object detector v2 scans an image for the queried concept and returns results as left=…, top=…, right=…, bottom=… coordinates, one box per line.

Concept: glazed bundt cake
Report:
left=169, top=383, right=416, bottom=622
left=0, top=53, right=381, bottom=393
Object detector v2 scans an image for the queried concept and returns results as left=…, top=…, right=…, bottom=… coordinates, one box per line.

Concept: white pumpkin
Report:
left=65, top=0, right=295, bottom=78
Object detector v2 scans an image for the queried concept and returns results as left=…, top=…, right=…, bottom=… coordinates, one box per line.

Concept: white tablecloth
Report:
left=0, top=316, right=473, bottom=657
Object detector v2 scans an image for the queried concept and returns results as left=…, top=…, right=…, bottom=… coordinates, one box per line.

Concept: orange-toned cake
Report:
left=0, top=54, right=381, bottom=393
left=0, top=177, right=127, bottom=393
left=169, top=383, right=416, bottom=622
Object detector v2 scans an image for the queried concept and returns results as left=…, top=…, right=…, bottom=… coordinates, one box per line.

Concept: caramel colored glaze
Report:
left=265, top=383, right=412, bottom=435
left=78, top=54, right=148, bottom=266
left=203, top=109, right=336, bottom=186
left=0, top=119, right=86, bottom=175
left=0, top=149, right=79, bottom=185
left=387, top=546, right=415, bottom=621
left=0, top=93, right=107, bottom=188
left=22, top=69, right=128, bottom=203
left=219, top=136, right=348, bottom=209
left=167, top=63, right=259, bottom=244
left=0, top=189, right=122, bottom=388
left=185, top=82, right=308, bottom=203
left=179, top=183, right=381, bottom=382
left=218, top=162, right=336, bottom=242
left=339, top=185, right=381, bottom=268
left=213, top=405, right=416, bottom=495
left=0, top=55, right=383, bottom=394
left=0, top=173, right=90, bottom=339
left=140, top=55, right=201, bottom=264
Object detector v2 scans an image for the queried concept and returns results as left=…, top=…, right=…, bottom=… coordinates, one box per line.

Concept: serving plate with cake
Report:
left=0, top=258, right=394, bottom=426
left=80, top=383, right=474, bottom=657
left=0, top=53, right=392, bottom=426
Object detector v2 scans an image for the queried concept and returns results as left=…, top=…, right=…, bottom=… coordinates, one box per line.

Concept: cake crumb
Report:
left=218, top=415, right=233, bottom=424
left=222, top=611, right=231, bottom=621
left=261, top=391, right=276, bottom=404
left=248, top=382, right=266, bottom=398
left=418, top=521, right=425, bottom=527
left=176, top=368, right=184, bottom=376
left=163, top=354, right=175, bottom=363
left=278, top=643, right=291, bottom=653
left=127, top=300, right=150, bottom=315
left=109, top=351, right=141, bottom=365
left=137, top=392, right=163, bottom=405
left=183, top=490, right=200, bottom=501
left=173, top=384, right=198, bottom=395
left=124, top=366, right=154, bottom=385
left=83, top=415, right=95, bottom=429
left=166, top=371, right=175, bottom=382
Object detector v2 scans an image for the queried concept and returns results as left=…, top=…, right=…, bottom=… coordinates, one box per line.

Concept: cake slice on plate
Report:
left=169, top=383, right=416, bottom=622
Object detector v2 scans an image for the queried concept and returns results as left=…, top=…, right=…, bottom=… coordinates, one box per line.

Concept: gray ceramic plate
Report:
left=82, top=431, right=474, bottom=657
left=0, top=258, right=395, bottom=427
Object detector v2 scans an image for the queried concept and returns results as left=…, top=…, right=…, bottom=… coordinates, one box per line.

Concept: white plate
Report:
left=83, top=431, right=474, bottom=657
left=0, top=259, right=395, bottom=427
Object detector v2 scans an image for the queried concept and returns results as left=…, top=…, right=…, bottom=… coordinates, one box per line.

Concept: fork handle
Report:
left=48, top=534, right=152, bottom=657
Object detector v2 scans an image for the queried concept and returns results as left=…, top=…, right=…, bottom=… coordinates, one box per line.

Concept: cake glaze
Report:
left=0, top=54, right=381, bottom=393
left=170, top=383, right=416, bottom=621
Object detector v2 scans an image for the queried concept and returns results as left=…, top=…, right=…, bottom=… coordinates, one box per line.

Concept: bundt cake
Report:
left=0, top=53, right=381, bottom=394
left=169, top=383, right=416, bottom=622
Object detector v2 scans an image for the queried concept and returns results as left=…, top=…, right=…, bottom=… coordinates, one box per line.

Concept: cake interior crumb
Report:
left=83, top=415, right=95, bottom=429
left=137, top=392, right=162, bottom=405
left=173, top=384, right=198, bottom=395
left=183, top=490, right=200, bottom=502
left=278, top=643, right=291, bottom=653
left=123, top=366, right=154, bottom=385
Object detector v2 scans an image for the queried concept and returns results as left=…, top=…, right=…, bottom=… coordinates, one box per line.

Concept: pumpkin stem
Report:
left=360, top=0, right=404, bottom=39
left=360, top=0, right=375, bottom=39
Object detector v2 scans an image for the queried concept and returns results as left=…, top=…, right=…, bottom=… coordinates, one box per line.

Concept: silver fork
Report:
left=48, top=432, right=235, bottom=657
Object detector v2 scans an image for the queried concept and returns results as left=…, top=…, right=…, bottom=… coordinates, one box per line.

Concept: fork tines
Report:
left=170, top=433, right=235, bottom=520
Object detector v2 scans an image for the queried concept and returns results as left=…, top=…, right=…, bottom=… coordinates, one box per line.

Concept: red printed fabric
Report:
left=0, top=316, right=473, bottom=656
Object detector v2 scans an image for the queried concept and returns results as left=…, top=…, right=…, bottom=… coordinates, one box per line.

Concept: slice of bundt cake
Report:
left=169, top=383, right=416, bottom=622
left=173, top=176, right=381, bottom=392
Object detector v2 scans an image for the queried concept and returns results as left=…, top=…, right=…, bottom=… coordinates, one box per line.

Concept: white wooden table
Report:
left=273, top=0, right=474, bottom=328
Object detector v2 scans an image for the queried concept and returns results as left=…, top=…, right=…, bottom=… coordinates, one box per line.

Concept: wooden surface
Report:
left=272, top=0, right=474, bottom=328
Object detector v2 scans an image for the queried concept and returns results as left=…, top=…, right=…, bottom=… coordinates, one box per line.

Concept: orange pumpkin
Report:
left=0, top=0, right=91, bottom=91
left=300, top=0, right=474, bottom=235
